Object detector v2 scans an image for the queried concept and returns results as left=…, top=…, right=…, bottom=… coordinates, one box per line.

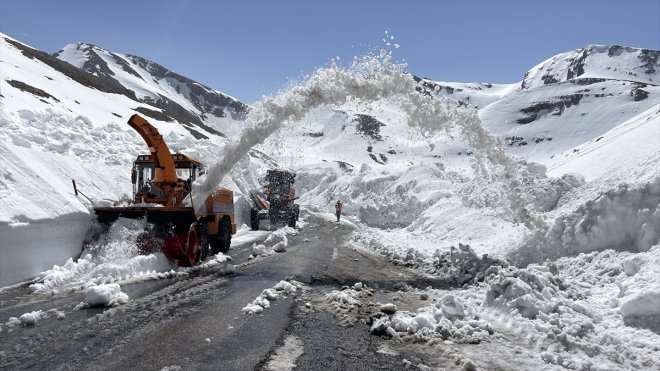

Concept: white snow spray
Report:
left=29, top=218, right=172, bottom=294
left=195, top=51, right=545, bottom=230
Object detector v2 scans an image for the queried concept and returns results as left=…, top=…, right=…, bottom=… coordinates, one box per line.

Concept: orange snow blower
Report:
left=88, top=113, right=236, bottom=266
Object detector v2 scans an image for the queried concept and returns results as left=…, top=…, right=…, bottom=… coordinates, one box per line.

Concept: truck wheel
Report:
left=186, top=223, right=200, bottom=267
left=287, top=213, right=296, bottom=228
left=269, top=209, right=278, bottom=226
left=211, top=217, right=232, bottom=255
left=250, top=208, right=259, bottom=231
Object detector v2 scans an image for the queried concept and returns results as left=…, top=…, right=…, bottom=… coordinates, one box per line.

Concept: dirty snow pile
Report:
left=251, top=226, right=298, bottom=257
left=242, top=279, right=301, bottom=315
left=4, top=308, right=66, bottom=329
left=367, top=245, right=660, bottom=369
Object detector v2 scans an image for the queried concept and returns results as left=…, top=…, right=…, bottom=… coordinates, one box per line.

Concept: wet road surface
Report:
left=0, top=213, right=450, bottom=370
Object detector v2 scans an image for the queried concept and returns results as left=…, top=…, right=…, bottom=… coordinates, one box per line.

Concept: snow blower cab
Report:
left=131, top=152, right=201, bottom=207
left=91, top=114, right=236, bottom=267
left=249, top=168, right=300, bottom=230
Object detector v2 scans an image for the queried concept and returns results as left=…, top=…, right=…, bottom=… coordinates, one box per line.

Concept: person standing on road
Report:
left=335, top=200, right=342, bottom=222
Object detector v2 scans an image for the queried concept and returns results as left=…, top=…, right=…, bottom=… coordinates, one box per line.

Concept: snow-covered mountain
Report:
left=2, top=32, right=660, bottom=369
left=54, top=43, right=248, bottom=138
left=521, top=44, right=658, bottom=88
left=416, top=44, right=660, bottom=177
left=1, top=31, right=658, bottom=283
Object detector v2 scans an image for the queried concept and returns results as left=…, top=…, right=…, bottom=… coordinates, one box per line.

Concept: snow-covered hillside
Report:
left=1, top=33, right=659, bottom=369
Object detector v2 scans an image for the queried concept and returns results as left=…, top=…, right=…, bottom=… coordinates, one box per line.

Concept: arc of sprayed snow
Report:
left=195, top=57, right=546, bottom=230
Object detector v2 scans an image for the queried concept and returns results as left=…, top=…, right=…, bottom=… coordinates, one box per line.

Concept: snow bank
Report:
left=0, top=216, right=90, bottom=287
left=374, top=246, right=660, bottom=369
left=372, top=293, right=494, bottom=345
left=512, top=176, right=660, bottom=265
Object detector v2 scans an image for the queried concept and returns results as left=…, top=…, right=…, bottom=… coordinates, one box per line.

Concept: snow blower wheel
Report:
left=186, top=223, right=200, bottom=266
left=211, top=217, right=232, bottom=255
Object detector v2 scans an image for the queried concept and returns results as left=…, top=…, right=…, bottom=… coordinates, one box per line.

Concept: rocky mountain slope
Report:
left=54, top=43, right=248, bottom=139
left=415, top=44, right=660, bottom=176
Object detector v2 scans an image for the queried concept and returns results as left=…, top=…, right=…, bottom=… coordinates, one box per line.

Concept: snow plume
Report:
left=196, top=53, right=415, bottom=199
left=195, top=52, right=542, bottom=229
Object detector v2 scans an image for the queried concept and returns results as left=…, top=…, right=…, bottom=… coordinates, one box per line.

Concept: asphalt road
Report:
left=0, top=213, right=448, bottom=370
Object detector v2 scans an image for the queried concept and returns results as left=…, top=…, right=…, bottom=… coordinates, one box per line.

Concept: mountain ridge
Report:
left=54, top=42, right=249, bottom=138
left=521, top=44, right=659, bottom=90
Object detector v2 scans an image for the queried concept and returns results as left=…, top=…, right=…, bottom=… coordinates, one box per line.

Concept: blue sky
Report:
left=1, top=0, right=658, bottom=104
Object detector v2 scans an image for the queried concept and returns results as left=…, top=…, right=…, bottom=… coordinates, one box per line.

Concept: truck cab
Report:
left=132, top=153, right=203, bottom=206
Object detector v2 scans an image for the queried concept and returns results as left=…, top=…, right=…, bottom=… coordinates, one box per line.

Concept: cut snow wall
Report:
left=0, top=215, right=90, bottom=286
left=511, top=179, right=660, bottom=265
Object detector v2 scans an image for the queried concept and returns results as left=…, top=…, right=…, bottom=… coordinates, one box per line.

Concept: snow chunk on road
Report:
left=242, top=303, right=264, bottom=315
left=252, top=243, right=267, bottom=256
left=266, top=227, right=298, bottom=253
left=5, top=317, right=22, bottom=328
left=437, top=294, right=466, bottom=320
left=380, top=303, right=397, bottom=314
left=274, top=280, right=297, bottom=294
left=85, top=283, right=130, bottom=307
left=326, top=288, right=361, bottom=306
left=249, top=227, right=299, bottom=257
left=19, top=310, right=43, bottom=326
left=242, top=280, right=301, bottom=315
left=273, top=242, right=287, bottom=252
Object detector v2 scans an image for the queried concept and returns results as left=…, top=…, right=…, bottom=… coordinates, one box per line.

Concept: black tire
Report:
left=211, top=217, right=232, bottom=255
left=286, top=205, right=299, bottom=228
left=287, top=215, right=296, bottom=228
left=197, top=217, right=210, bottom=261
left=250, top=208, right=259, bottom=231
left=269, top=208, right=278, bottom=226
